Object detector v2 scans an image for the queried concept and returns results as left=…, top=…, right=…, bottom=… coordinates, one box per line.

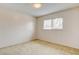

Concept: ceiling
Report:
left=0, top=3, right=79, bottom=17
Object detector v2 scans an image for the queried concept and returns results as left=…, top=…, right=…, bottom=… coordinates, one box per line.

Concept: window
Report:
left=43, top=18, right=63, bottom=30
left=52, top=18, right=63, bottom=29
left=43, top=19, right=52, bottom=29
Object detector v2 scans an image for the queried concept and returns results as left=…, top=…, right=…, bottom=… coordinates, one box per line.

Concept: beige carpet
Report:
left=0, top=39, right=78, bottom=55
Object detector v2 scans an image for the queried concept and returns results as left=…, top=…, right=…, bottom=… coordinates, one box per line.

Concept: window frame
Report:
left=43, top=18, right=63, bottom=30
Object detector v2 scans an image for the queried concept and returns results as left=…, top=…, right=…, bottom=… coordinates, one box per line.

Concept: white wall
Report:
left=0, top=7, right=36, bottom=48
left=36, top=7, right=79, bottom=49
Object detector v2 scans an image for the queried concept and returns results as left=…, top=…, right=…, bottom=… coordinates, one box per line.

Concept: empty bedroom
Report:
left=0, top=3, right=79, bottom=55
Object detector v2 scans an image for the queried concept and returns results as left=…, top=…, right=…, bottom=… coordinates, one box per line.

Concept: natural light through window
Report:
left=43, top=19, right=52, bottom=29
left=53, top=18, right=63, bottom=29
left=43, top=18, right=63, bottom=30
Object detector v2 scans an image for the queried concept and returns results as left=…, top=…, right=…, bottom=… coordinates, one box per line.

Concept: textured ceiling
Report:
left=0, top=3, right=79, bottom=17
